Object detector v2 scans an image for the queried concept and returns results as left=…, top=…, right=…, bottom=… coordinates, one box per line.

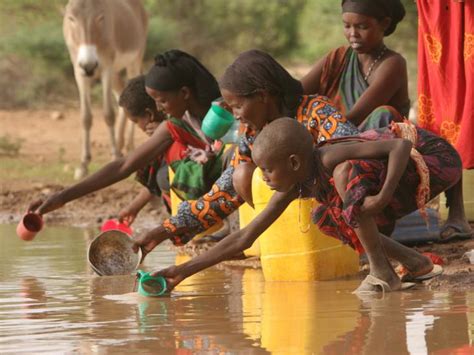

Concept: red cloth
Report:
left=165, top=119, right=208, bottom=164
left=417, top=0, right=474, bottom=168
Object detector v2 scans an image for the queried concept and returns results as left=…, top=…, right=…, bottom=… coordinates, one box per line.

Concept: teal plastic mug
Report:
left=201, top=103, right=235, bottom=140
left=136, top=270, right=167, bottom=297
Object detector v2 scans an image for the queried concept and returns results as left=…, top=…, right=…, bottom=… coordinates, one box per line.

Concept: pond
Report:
left=0, top=224, right=473, bottom=353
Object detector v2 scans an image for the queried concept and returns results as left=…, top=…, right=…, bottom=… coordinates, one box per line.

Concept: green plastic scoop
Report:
left=136, top=270, right=168, bottom=297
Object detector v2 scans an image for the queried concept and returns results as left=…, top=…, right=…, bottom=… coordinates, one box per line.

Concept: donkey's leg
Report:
left=112, top=71, right=127, bottom=153
left=74, top=67, right=93, bottom=180
left=102, top=68, right=121, bottom=160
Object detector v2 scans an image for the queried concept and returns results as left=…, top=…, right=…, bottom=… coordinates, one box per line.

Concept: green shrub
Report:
left=152, top=0, right=306, bottom=73
left=0, top=135, right=23, bottom=156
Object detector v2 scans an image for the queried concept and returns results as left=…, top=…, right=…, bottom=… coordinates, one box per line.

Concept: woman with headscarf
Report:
left=27, top=50, right=224, bottom=219
left=302, top=0, right=472, bottom=242
left=302, top=0, right=409, bottom=131
left=133, top=49, right=359, bottom=254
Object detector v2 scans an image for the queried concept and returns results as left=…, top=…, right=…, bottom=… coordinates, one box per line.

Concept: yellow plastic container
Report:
left=239, top=203, right=261, bottom=257
left=169, top=169, right=222, bottom=238
left=252, top=169, right=359, bottom=281
left=440, top=169, right=474, bottom=221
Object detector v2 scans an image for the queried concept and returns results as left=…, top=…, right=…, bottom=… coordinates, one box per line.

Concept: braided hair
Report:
left=145, top=49, right=220, bottom=107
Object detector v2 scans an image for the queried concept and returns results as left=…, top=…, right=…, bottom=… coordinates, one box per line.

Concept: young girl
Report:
left=117, top=75, right=170, bottom=223
left=146, top=118, right=462, bottom=293
left=27, top=50, right=223, bottom=221
left=302, top=0, right=408, bottom=129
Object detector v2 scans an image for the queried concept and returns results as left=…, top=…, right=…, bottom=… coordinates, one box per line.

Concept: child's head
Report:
left=119, top=75, right=166, bottom=136
left=252, top=117, right=313, bottom=192
left=145, top=49, right=220, bottom=119
left=219, top=49, right=303, bottom=131
left=341, top=0, right=405, bottom=53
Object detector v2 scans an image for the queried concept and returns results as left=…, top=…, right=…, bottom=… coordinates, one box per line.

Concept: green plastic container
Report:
left=136, top=270, right=167, bottom=297
left=201, top=103, right=235, bottom=140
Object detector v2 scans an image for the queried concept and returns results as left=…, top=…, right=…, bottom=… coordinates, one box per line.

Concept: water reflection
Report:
left=0, top=223, right=474, bottom=353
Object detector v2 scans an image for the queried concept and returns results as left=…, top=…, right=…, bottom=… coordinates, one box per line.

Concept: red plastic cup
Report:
left=16, top=213, right=44, bottom=241
left=100, top=219, right=133, bottom=236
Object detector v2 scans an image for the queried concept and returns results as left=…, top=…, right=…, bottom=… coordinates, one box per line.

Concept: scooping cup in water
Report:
left=201, top=103, right=235, bottom=140
left=16, top=213, right=44, bottom=241
left=136, top=270, right=168, bottom=297
left=87, top=230, right=142, bottom=276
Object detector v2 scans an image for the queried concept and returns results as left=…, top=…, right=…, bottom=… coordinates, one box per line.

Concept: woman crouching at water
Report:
left=150, top=118, right=461, bottom=293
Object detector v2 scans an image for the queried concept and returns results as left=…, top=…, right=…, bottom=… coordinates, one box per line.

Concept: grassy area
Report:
left=0, top=153, right=143, bottom=187
left=0, top=157, right=112, bottom=185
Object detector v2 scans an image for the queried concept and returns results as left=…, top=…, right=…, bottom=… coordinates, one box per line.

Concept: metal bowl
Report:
left=87, top=230, right=142, bottom=276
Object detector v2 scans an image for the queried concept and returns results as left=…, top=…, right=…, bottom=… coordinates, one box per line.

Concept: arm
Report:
left=133, top=133, right=255, bottom=256
left=118, top=187, right=153, bottom=225
left=322, top=138, right=413, bottom=206
left=30, top=121, right=173, bottom=214
left=300, top=56, right=327, bottom=95
left=346, top=55, right=407, bottom=125
left=133, top=166, right=243, bottom=257
left=149, top=188, right=297, bottom=290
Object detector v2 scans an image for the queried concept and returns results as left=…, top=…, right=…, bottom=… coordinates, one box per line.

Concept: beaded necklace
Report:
left=363, top=45, right=387, bottom=82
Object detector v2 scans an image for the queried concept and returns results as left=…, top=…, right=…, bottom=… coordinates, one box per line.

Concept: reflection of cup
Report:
left=20, top=277, right=47, bottom=319
left=201, top=103, right=235, bottom=140
left=16, top=213, right=44, bottom=241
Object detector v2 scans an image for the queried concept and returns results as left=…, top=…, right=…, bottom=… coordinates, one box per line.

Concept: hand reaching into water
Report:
left=151, top=265, right=185, bottom=292
left=27, top=192, right=65, bottom=215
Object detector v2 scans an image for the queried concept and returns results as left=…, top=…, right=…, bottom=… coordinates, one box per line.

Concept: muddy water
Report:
left=1, top=224, right=473, bottom=354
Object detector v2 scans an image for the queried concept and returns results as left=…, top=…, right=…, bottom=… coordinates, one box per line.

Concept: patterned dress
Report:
left=311, top=123, right=462, bottom=253
left=163, top=95, right=359, bottom=245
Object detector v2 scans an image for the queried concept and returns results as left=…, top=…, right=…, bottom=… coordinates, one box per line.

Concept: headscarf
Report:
left=145, top=49, right=220, bottom=107
left=341, top=0, right=406, bottom=36
left=219, top=49, right=303, bottom=115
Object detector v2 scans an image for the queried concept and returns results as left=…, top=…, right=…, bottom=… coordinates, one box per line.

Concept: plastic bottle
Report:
left=221, top=119, right=240, bottom=144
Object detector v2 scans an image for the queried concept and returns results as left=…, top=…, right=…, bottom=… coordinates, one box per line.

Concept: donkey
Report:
left=63, top=0, right=148, bottom=179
